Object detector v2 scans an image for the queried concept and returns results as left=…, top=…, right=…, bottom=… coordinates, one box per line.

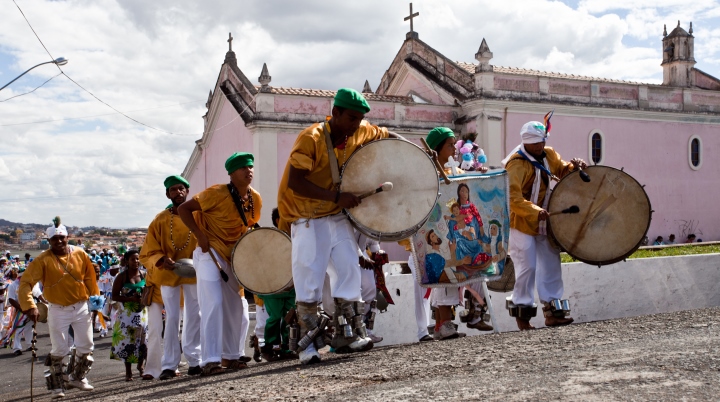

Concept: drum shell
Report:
left=340, top=138, right=440, bottom=241
left=547, top=165, right=651, bottom=266
left=231, top=227, right=293, bottom=295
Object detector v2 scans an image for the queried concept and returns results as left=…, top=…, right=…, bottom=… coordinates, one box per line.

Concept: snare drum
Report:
left=340, top=138, right=439, bottom=241
left=230, top=227, right=293, bottom=295
left=547, top=166, right=651, bottom=266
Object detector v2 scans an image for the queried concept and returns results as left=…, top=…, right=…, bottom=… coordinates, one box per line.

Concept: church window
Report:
left=588, top=130, right=604, bottom=164
left=689, top=136, right=702, bottom=170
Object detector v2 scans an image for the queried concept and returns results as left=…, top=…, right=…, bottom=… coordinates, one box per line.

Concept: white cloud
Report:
left=0, top=0, right=718, bottom=227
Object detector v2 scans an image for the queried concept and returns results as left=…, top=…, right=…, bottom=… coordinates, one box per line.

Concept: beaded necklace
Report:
left=241, top=188, right=255, bottom=219
left=168, top=209, right=192, bottom=251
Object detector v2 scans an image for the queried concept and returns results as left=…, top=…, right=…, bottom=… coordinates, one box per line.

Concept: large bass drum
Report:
left=340, top=138, right=439, bottom=241
left=231, top=227, right=293, bottom=295
left=547, top=165, right=651, bottom=266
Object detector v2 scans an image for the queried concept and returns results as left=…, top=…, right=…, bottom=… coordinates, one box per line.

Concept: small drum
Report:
left=548, top=166, right=651, bottom=266
left=340, top=138, right=439, bottom=241
left=231, top=227, right=293, bottom=295
left=172, top=259, right=196, bottom=278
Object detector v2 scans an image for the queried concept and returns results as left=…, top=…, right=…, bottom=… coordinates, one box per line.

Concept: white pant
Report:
left=430, top=287, right=461, bottom=308
left=12, top=326, right=25, bottom=351
left=292, top=214, right=361, bottom=303
left=145, top=303, right=163, bottom=378
left=162, top=284, right=201, bottom=369
left=508, top=228, right=563, bottom=306
left=48, top=300, right=93, bottom=357
left=254, top=304, right=267, bottom=343
left=194, top=247, right=248, bottom=365
left=408, top=255, right=431, bottom=339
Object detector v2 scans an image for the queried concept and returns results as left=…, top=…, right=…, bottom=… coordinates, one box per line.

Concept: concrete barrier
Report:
left=373, top=253, right=720, bottom=346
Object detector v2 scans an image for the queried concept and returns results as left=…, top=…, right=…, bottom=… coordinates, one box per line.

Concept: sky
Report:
left=0, top=0, right=719, bottom=228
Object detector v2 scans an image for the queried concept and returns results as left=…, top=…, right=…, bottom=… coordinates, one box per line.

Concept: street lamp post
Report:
left=0, top=57, right=68, bottom=92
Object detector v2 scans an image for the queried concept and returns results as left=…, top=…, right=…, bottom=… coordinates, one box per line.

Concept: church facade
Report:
left=183, top=22, right=720, bottom=254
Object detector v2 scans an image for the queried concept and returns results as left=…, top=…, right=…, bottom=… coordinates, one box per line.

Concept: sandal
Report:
left=201, top=362, right=225, bottom=376
left=222, top=359, right=248, bottom=371
left=142, top=374, right=154, bottom=381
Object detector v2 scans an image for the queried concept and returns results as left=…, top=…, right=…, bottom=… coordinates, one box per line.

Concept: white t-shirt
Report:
left=7, top=279, right=42, bottom=302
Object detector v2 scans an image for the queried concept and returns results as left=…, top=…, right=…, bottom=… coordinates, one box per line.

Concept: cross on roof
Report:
left=228, top=32, right=233, bottom=52
left=404, top=3, right=419, bottom=33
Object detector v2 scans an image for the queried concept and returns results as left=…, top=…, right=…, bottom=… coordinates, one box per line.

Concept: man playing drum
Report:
left=140, top=175, right=201, bottom=379
left=278, top=88, right=406, bottom=364
left=179, top=152, right=261, bottom=375
left=501, top=120, right=587, bottom=330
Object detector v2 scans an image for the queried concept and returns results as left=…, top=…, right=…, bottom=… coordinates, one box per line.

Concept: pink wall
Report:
left=505, top=112, right=720, bottom=242
left=393, top=73, right=446, bottom=104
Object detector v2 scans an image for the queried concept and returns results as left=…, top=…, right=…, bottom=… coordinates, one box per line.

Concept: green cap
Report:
left=426, top=127, right=455, bottom=150
left=333, top=88, right=371, bottom=114
left=164, top=175, right=189, bottom=190
left=225, top=152, right=254, bottom=174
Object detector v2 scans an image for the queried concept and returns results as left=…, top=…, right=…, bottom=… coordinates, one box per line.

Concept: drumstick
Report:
left=207, top=248, right=229, bottom=282
left=548, top=205, right=580, bottom=216
left=358, top=182, right=393, bottom=199
left=578, top=167, right=591, bottom=182
left=420, top=138, right=452, bottom=184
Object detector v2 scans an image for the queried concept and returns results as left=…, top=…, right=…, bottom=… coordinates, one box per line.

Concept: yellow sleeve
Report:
left=506, top=160, right=543, bottom=228
left=194, top=187, right=220, bottom=213
left=397, top=238, right=412, bottom=252
left=289, top=132, right=318, bottom=172
left=18, top=259, right=42, bottom=311
left=546, top=147, right=574, bottom=180
left=139, top=216, right=166, bottom=270
left=81, top=252, right=100, bottom=297
left=367, top=123, right=389, bottom=141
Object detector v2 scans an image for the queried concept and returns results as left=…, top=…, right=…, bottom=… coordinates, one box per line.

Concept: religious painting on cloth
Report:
left=411, top=171, right=510, bottom=288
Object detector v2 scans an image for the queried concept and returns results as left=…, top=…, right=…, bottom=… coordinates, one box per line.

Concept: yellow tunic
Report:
left=277, top=120, right=388, bottom=232
left=18, top=247, right=99, bottom=311
left=140, top=208, right=198, bottom=304
left=193, top=184, right=262, bottom=262
left=505, top=146, right=573, bottom=236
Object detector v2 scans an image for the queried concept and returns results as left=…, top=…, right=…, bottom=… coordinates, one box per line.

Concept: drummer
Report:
left=277, top=88, right=406, bottom=364
left=501, top=119, right=587, bottom=330
left=139, top=175, right=201, bottom=379
left=178, top=152, right=261, bottom=375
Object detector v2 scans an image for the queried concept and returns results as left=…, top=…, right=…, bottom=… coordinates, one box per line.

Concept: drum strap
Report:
left=226, top=183, right=249, bottom=227
left=321, top=121, right=341, bottom=186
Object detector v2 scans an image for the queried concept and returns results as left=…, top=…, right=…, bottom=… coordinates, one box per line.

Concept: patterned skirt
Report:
left=110, top=302, right=148, bottom=364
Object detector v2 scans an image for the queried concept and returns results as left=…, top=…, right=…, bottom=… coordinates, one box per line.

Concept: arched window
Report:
left=587, top=130, right=604, bottom=165
left=688, top=135, right=702, bottom=170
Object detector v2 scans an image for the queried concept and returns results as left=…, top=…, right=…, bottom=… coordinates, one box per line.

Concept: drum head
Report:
left=340, top=139, right=439, bottom=241
left=231, top=228, right=293, bottom=295
left=548, top=166, right=651, bottom=266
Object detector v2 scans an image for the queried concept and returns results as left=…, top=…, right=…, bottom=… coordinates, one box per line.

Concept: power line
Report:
left=0, top=189, right=155, bottom=203
left=0, top=73, right=62, bottom=103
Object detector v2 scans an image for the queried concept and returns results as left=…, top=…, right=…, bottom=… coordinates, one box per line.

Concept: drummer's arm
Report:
left=178, top=199, right=210, bottom=252
left=288, top=166, right=360, bottom=209
left=507, top=161, right=543, bottom=224
left=139, top=221, right=173, bottom=270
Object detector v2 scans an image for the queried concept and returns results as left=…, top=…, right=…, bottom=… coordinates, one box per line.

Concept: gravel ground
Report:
left=3, top=307, right=718, bottom=402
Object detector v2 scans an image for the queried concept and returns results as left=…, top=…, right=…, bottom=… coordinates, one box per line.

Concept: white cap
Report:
left=520, top=121, right=548, bottom=144
left=109, top=250, right=115, bottom=254
left=91, top=250, right=97, bottom=255
left=46, top=224, right=69, bottom=238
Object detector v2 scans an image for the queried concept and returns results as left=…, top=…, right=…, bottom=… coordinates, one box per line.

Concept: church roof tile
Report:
left=455, top=61, right=646, bottom=85
left=260, top=86, right=414, bottom=103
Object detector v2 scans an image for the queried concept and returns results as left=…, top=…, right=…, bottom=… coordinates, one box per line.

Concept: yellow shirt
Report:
left=193, top=184, right=262, bottom=261
left=140, top=208, right=198, bottom=304
left=505, top=146, right=573, bottom=235
left=18, top=247, right=99, bottom=311
left=277, top=120, right=388, bottom=232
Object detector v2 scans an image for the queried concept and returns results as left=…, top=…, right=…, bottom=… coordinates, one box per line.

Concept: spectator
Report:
left=653, top=236, right=664, bottom=246
left=666, top=234, right=676, bottom=245
left=697, top=238, right=702, bottom=243
left=685, top=234, right=696, bottom=243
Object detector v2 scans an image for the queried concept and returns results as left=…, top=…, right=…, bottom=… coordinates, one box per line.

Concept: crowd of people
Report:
left=4, top=88, right=631, bottom=399
left=651, top=233, right=704, bottom=245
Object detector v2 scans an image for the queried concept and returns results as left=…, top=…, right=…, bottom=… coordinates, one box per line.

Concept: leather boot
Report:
left=515, top=317, right=535, bottom=331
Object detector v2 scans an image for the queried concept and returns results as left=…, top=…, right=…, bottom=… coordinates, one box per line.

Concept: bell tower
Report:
left=661, top=21, right=696, bottom=87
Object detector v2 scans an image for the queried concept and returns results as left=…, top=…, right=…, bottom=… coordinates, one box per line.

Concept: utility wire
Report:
left=0, top=73, right=61, bottom=103
left=0, top=189, right=155, bottom=203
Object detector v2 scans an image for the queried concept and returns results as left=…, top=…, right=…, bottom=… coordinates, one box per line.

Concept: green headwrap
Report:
left=333, top=88, right=371, bottom=114
left=225, top=152, right=254, bottom=174
left=164, top=175, right=189, bottom=190
left=426, top=127, right=455, bottom=150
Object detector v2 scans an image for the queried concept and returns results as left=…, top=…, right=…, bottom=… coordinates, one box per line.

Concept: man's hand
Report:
left=337, top=192, right=361, bottom=209
left=570, top=158, right=588, bottom=170
left=24, top=308, right=39, bottom=323
left=196, top=231, right=210, bottom=253
left=161, top=257, right=176, bottom=270
left=538, top=209, right=549, bottom=221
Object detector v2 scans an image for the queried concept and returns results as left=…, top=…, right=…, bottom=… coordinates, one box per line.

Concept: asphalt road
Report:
left=2, top=307, right=718, bottom=401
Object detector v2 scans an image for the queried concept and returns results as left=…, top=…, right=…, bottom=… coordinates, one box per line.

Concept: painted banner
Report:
left=411, top=171, right=510, bottom=288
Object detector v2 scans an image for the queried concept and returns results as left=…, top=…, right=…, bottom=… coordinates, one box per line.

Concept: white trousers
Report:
left=254, top=304, right=267, bottom=343
left=161, top=284, right=201, bottom=369
left=48, top=300, right=93, bottom=357
left=360, top=267, right=376, bottom=314
left=292, top=214, right=362, bottom=303
left=194, top=247, right=248, bottom=365
left=408, top=255, right=431, bottom=339
left=12, top=326, right=25, bottom=351
left=145, top=302, right=163, bottom=378
left=430, top=287, right=461, bottom=308
left=509, top=228, right=563, bottom=306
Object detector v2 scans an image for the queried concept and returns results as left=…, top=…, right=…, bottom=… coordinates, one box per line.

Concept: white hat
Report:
left=109, top=250, right=115, bottom=254
left=520, top=121, right=548, bottom=144
left=91, top=250, right=97, bottom=255
left=3, top=251, right=9, bottom=255
left=46, top=224, right=69, bottom=238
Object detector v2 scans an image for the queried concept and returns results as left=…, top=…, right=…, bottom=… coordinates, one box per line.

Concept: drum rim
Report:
left=339, top=138, right=440, bottom=241
left=548, top=165, right=652, bottom=266
left=230, top=227, right=294, bottom=295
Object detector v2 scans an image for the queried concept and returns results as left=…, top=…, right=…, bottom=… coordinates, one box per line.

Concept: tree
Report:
left=68, top=239, right=78, bottom=246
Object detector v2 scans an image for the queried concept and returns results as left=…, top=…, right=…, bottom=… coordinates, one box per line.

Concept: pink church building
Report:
left=184, top=22, right=720, bottom=257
